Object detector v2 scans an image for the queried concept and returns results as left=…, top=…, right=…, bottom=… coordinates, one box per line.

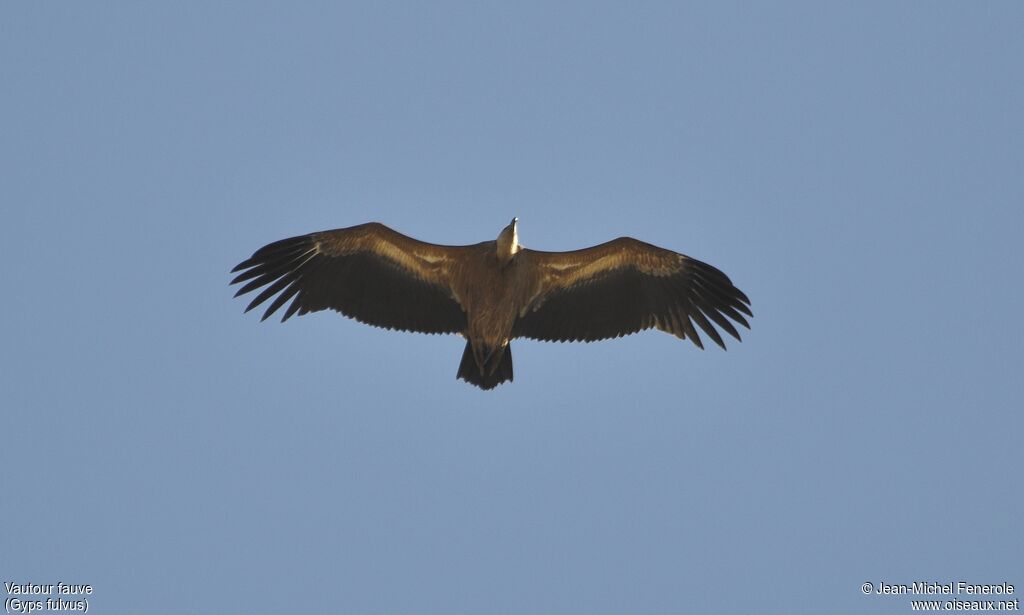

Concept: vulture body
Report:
left=231, top=219, right=751, bottom=389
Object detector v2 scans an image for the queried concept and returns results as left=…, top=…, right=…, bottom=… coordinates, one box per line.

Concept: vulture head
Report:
left=496, top=217, right=520, bottom=264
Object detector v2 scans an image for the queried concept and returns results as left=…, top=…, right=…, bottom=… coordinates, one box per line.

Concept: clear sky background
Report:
left=2, top=2, right=1021, bottom=614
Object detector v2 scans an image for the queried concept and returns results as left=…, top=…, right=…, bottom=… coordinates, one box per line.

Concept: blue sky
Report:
left=2, top=2, right=1021, bottom=613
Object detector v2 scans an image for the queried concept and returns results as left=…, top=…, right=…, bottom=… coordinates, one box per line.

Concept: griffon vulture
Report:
left=231, top=219, right=752, bottom=389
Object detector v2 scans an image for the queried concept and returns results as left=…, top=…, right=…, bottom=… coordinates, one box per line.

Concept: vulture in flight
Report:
left=231, top=219, right=752, bottom=389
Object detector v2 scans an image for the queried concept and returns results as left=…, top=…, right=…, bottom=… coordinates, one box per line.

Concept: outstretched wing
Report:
left=231, top=223, right=468, bottom=334
left=512, top=238, right=751, bottom=349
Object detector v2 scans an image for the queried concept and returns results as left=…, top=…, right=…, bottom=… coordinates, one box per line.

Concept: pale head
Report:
left=496, top=217, right=520, bottom=263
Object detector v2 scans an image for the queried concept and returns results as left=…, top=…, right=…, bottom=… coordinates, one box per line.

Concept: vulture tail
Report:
left=457, top=341, right=513, bottom=390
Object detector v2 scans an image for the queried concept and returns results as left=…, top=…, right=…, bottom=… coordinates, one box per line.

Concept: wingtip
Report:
left=231, top=259, right=254, bottom=274
left=244, top=297, right=261, bottom=313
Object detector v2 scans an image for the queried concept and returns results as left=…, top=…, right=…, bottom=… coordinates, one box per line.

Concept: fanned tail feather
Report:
left=457, top=341, right=513, bottom=390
